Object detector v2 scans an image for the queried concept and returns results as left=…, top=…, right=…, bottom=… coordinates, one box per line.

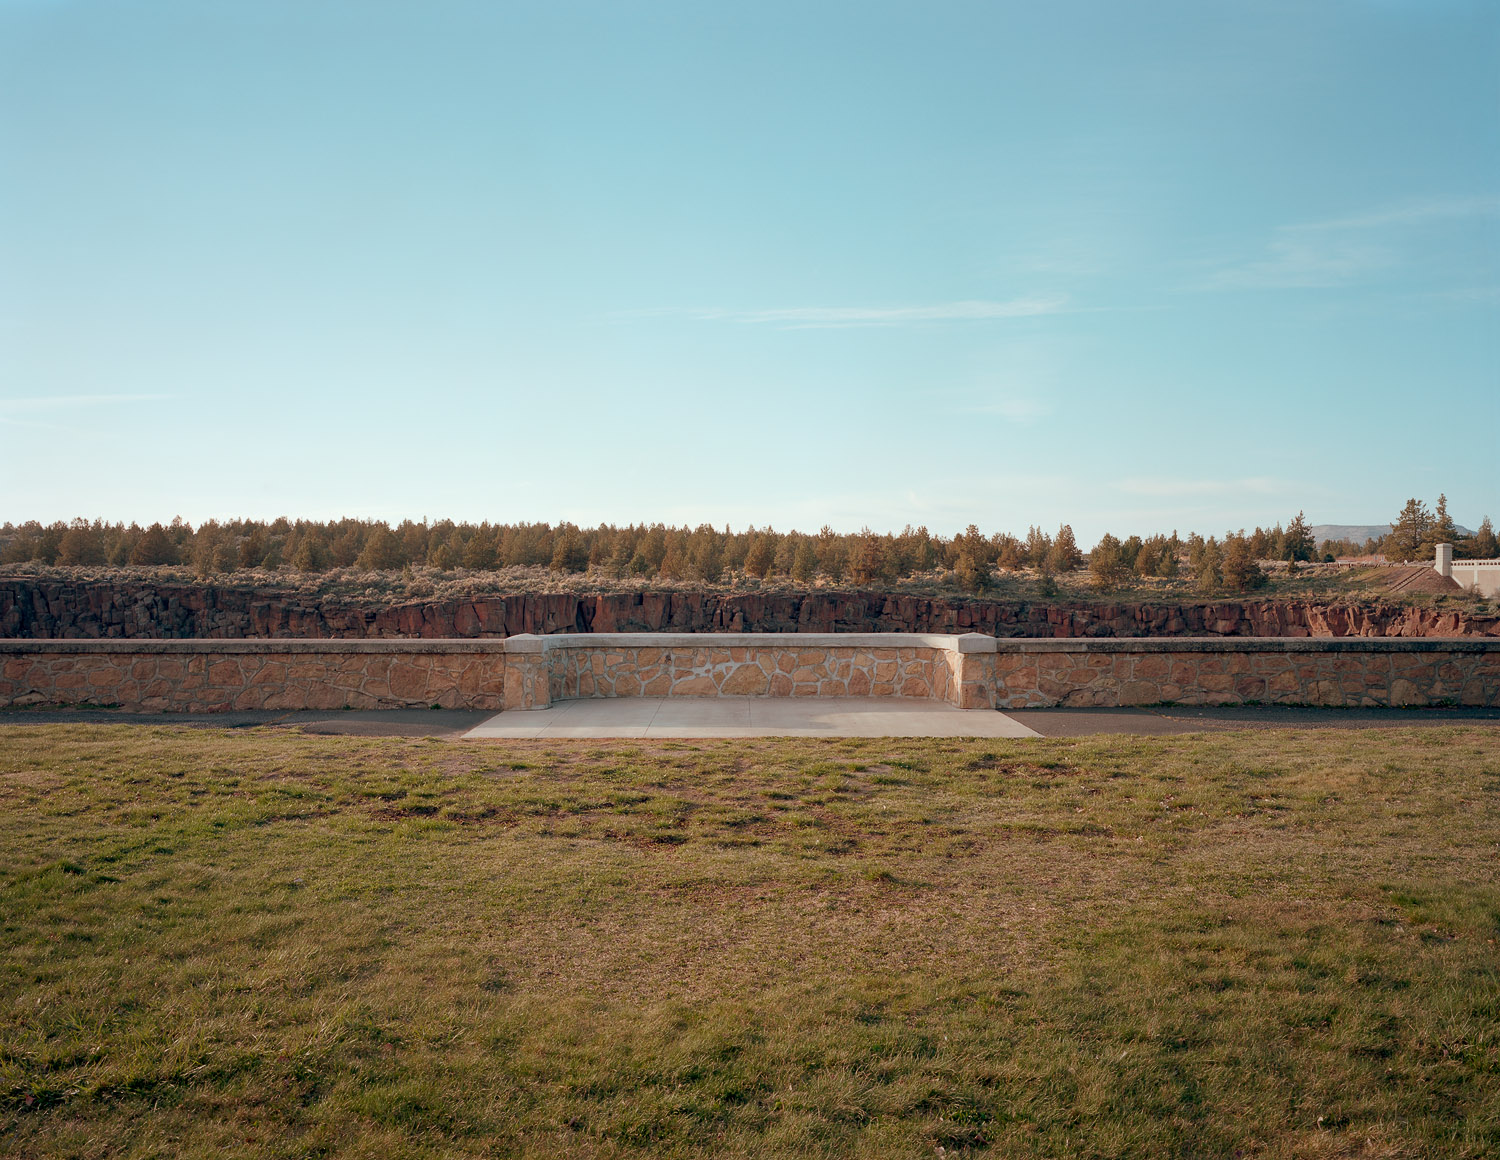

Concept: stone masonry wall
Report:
left=0, top=641, right=506, bottom=712
left=2, top=637, right=1495, bottom=713
left=545, top=644, right=958, bottom=703
left=985, top=640, right=1500, bottom=708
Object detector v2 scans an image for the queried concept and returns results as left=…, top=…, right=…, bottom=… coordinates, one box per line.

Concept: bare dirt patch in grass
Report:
left=1, top=725, right=1496, bottom=1157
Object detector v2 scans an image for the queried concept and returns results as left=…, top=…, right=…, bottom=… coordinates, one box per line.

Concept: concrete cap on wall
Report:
left=498, top=632, right=995, bottom=651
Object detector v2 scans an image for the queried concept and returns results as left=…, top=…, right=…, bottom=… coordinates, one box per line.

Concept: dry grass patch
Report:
left=1, top=725, right=1497, bottom=1157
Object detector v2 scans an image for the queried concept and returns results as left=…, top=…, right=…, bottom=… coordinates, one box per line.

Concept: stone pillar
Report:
left=1435, top=543, right=1453, bottom=578
left=501, top=634, right=551, bottom=709
left=952, top=633, right=998, bottom=709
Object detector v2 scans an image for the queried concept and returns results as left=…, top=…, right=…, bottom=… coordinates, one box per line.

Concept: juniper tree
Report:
left=1047, top=524, right=1082, bottom=573
left=1089, top=533, right=1131, bottom=588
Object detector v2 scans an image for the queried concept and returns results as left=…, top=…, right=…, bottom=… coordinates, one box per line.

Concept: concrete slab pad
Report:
left=650, top=699, right=752, bottom=726
left=463, top=698, right=1040, bottom=739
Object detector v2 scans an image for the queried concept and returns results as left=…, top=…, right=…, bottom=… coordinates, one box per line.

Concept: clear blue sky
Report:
left=2, top=0, right=1496, bottom=543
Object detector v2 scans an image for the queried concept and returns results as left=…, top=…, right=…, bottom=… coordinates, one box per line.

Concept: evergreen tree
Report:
left=130, top=523, right=178, bottom=566
left=1222, top=534, right=1268, bottom=592
left=1089, top=533, right=1131, bottom=588
left=790, top=539, right=818, bottom=583
left=1421, top=493, right=1460, bottom=554
left=57, top=519, right=106, bottom=566
left=1471, top=516, right=1497, bottom=559
left=1191, top=536, right=1222, bottom=593
left=817, top=526, right=847, bottom=581
left=355, top=526, right=406, bottom=570
left=1384, top=498, right=1432, bottom=562
left=238, top=527, right=267, bottom=570
left=952, top=525, right=992, bottom=593
left=1281, top=511, right=1314, bottom=562
left=1046, top=524, right=1082, bottom=573
left=744, top=532, right=777, bottom=579
left=192, top=525, right=223, bottom=578
left=1023, top=525, right=1052, bottom=569
left=849, top=530, right=886, bottom=585
left=548, top=525, right=589, bottom=573
left=292, top=536, right=328, bottom=573
left=329, top=527, right=363, bottom=567
left=462, top=529, right=498, bottom=570
left=687, top=525, right=723, bottom=583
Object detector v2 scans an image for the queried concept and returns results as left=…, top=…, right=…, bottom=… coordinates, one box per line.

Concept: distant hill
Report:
left=1311, top=523, right=1473, bottom=545
left=1312, top=525, right=1389, bottom=545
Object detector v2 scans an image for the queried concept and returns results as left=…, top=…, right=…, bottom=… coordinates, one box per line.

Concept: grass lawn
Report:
left=1, top=724, right=1497, bottom=1158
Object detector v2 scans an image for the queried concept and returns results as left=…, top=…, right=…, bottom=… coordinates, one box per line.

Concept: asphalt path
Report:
left=0, top=707, right=492, bottom=738
left=1004, top=705, right=1500, bottom=736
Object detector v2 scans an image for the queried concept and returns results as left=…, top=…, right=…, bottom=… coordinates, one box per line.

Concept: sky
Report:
left=1, top=0, right=1497, bottom=544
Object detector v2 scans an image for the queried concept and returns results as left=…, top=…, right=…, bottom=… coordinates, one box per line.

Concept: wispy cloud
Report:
left=1202, top=195, right=1500, bottom=291
left=1203, top=236, right=1393, bottom=290
left=624, top=295, right=1068, bottom=329
left=0, top=393, right=172, bottom=418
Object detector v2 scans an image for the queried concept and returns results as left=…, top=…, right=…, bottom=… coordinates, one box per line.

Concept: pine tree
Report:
left=849, top=531, right=888, bottom=586
left=687, top=525, right=723, bottom=583
left=744, top=533, right=777, bottom=579
left=548, top=526, right=588, bottom=573
left=790, top=539, right=818, bottom=583
left=1384, top=499, right=1432, bottom=562
left=130, top=523, right=178, bottom=566
left=1421, top=494, right=1460, bottom=554
left=462, top=529, right=498, bottom=570
left=192, top=526, right=222, bottom=578
left=1282, top=511, right=1314, bottom=562
left=1473, top=516, right=1497, bottom=559
left=58, top=519, right=106, bottom=566
left=430, top=540, right=461, bottom=571
left=356, top=526, right=406, bottom=571
left=235, top=527, right=264, bottom=570
left=293, top=537, right=328, bottom=573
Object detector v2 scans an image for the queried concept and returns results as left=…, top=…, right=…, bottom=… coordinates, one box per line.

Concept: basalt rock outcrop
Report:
left=2, top=578, right=1495, bottom=640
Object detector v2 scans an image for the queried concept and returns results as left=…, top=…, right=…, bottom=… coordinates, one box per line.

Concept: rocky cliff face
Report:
left=2, top=578, right=1495, bottom=639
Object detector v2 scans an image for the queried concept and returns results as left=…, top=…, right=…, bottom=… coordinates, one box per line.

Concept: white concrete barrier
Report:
left=1436, top=543, right=1500, bottom=598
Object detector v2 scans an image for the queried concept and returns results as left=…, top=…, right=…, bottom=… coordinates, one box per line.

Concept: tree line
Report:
left=1, top=498, right=1492, bottom=596
left=1321, top=495, right=1497, bottom=563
